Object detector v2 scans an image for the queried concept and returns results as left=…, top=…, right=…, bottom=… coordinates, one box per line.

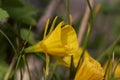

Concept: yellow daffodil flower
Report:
left=104, top=60, right=120, bottom=80
left=75, top=55, right=104, bottom=80
left=24, top=16, right=78, bottom=75
left=59, top=48, right=104, bottom=80
left=24, top=17, right=78, bottom=56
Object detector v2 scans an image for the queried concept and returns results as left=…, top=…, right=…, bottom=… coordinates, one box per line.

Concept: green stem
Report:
left=70, top=56, right=75, bottom=80
left=14, top=54, right=22, bottom=80
left=49, top=62, right=58, bottom=80
left=66, top=0, right=70, bottom=24
left=18, top=26, right=32, bottom=79
left=13, top=26, right=32, bottom=80
left=20, top=65, right=23, bottom=80
left=75, top=0, right=94, bottom=75
left=111, top=59, right=120, bottom=79
left=20, top=26, right=32, bottom=54
left=103, top=57, right=111, bottom=79
left=75, top=26, right=90, bottom=73
left=0, top=29, right=17, bottom=55
left=87, top=0, right=94, bottom=30
left=0, top=29, right=18, bottom=80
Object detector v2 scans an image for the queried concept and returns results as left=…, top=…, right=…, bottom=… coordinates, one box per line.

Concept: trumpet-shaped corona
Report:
left=61, top=48, right=104, bottom=80
left=74, top=55, right=104, bottom=80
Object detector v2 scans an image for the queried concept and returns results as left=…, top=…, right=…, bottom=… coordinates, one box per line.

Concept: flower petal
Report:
left=75, top=55, right=104, bottom=80
left=61, top=25, right=78, bottom=54
left=44, top=19, right=50, bottom=39
left=42, top=21, right=67, bottom=56
left=49, top=16, right=58, bottom=33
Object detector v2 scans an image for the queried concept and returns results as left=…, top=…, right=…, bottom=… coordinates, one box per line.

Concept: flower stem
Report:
left=0, top=29, right=18, bottom=80
left=0, top=29, right=17, bottom=55
left=49, top=62, right=58, bottom=80
left=13, top=26, right=32, bottom=79
left=75, top=0, right=94, bottom=75
left=66, top=0, right=70, bottom=24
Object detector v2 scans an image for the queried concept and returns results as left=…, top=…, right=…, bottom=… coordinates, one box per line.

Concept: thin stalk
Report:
left=18, top=26, right=32, bottom=80
left=103, top=57, right=111, bottom=79
left=49, top=62, right=58, bottom=80
left=14, top=54, right=22, bottom=80
left=78, top=0, right=93, bottom=46
left=70, top=56, right=75, bottom=80
left=4, top=56, right=16, bottom=80
left=111, top=59, right=120, bottom=79
left=20, top=65, right=23, bottom=80
left=66, top=0, right=70, bottom=24
left=87, top=0, right=93, bottom=13
left=87, top=0, right=94, bottom=31
left=0, top=29, right=17, bottom=55
left=75, top=0, right=94, bottom=74
left=75, top=26, right=91, bottom=73
left=22, top=55, right=32, bottom=80
left=20, top=26, right=32, bottom=54
left=13, top=26, right=32, bottom=80
left=0, top=29, right=17, bottom=80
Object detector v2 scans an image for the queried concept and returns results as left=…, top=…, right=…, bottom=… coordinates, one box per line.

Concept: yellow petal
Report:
left=42, top=21, right=67, bottom=56
left=61, top=25, right=78, bottom=54
left=44, top=19, right=50, bottom=39
left=115, top=63, right=120, bottom=78
left=49, top=16, right=58, bottom=33
left=75, top=55, right=104, bottom=80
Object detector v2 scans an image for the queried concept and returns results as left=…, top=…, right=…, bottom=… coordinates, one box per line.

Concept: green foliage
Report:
left=2, top=0, right=24, bottom=7
left=1, top=0, right=38, bottom=25
left=20, top=28, right=35, bottom=44
left=0, top=0, right=38, bottom=79
left=0, top=60, right=8, bottom=80
left=0, top=8, right=9, bottom=20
